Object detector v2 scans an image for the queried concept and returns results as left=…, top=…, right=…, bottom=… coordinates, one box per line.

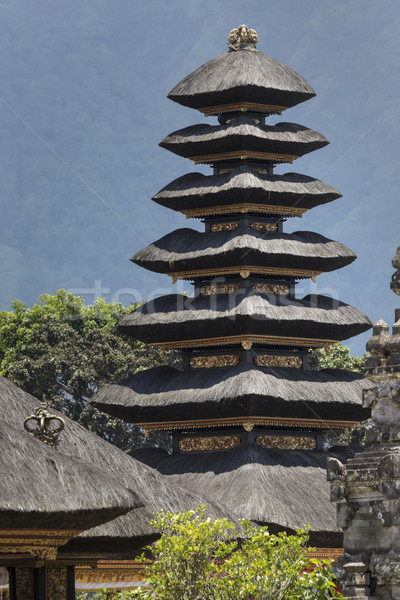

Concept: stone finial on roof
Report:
left=24, top=400, right=65, bottom=447
left=391, top=246, right=400, bottom=296
left=228, top=25, right=258, bottom=52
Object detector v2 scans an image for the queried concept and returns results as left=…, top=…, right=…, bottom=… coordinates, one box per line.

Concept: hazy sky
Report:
left=0, top=0, right=399, bottom=355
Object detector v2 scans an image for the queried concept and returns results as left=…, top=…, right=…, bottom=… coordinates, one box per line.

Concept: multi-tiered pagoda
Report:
left=94, top=26, right=372, bottom=548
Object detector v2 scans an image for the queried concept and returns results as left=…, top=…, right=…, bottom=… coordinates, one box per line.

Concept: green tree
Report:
left=134, top=507, right=343, bottom=600
left=309, top=343, right=370, bottom=448
left=0, top=289, right=179, bottom=450
left=308, top=342, right=367, bottom=373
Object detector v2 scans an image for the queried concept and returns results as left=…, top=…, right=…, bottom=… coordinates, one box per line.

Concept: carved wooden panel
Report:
left=252, top=283, right=289, bottom=295
left=254, top=354, right=302, bottom=368
left=211, top=222, right=238, bottom=232
left=15, top=568, right=34, bottom=600
left=46, top=566, right=68, bottom=600
left=190, top=355, right=240, bottom=369
left=250, top=222, right=277, bottom=232
left=200, top=284, right=239, bottom=296
left=256, top=435, right=316, bottom=450
left=180, top=435, right=241, bottom=452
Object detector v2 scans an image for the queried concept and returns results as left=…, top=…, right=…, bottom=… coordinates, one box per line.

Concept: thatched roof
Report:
left=118, top=293, right=372, bottom=344
left=131, top=443, right=354, bottom=547
left=131, top=228, right=356, bottom=275
left=0, top=420, right=139, bottom=530
left=0, top=377, right=239, bottom=556
left=153, top=168, right=342, bottom=213
left=159, top=119, right=328, bottom=163
left=92, top=363, right=370, bottom=424
left=167, top=50, right=315, bottom=111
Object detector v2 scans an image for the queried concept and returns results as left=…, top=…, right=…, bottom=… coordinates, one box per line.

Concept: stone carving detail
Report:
left=252, top=284, right=289, bottom=295
left=211, top=222, right=238, bottom=232
left=329, top=350, right=400, bottom=598
left=200, top=284, right=239, bottom=296
left=250, top=222, right=277, bottom=232
left=254, top=354, right=302, bottom=368
left=391, top=246, right=400, bottom=295
left=190, top=354, right=240, bottom=369
left=46, top=567, right=68, bottom=600
left=179, top=435, right=241, bottom=452
left=256, top=435, right=316, bottom=450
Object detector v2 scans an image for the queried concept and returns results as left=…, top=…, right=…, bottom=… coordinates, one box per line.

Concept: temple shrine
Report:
left=93, top=26, right=372, bottom=549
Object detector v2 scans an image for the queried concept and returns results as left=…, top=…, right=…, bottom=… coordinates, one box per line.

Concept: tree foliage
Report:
left=0, top=289, right=178, bottom=450
left=133, top=507, right=343, bottom=600
left=308, top=342, right=367, bottom=373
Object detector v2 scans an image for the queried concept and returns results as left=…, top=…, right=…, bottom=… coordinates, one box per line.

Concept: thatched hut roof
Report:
left=92, top=364, right=370, bottom=424
left=167, top=50, right=315, bottom=111
left=0, top=377, right=239, bottom=556
left=0, top=420, right=139, bottom=530
left=152, top=168, right=342, bottom=214
left=131, top=228, right=356, bottom=275
left=131, top=443, right=353, bottom=547
left=159, top=119, right=328, bottom=163
left=118, top=293, right=372, bottom=345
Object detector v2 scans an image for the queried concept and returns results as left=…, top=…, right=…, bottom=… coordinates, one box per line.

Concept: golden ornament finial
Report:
left=24, top=400, right=65, bottom=448
left=228, top=25, right=258, bottom=52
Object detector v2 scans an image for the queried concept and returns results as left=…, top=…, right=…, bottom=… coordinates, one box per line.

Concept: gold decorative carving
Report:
left=179, top=435, right=241, bottom=452
left=200, top=284, right=239, bottom=295
left=254, top=355, right=302, bottom=368
left=169, top=265, right=321, bottom=282
left=182, top=203, right=307, bottom=219
left=200, top=102, right=287, bottom=117
left=190, top=355, right=239, bottom=368
left=15, top=568, right=34, bottom=600
left=76, top=561, right=145, bottom=585
left=252, top=284, right=289, bottom=295
left=0, top=529, right=81, bottom=560
left=243, top=422, right=254, bottom=432
left=154, top=333, right=336, bottom=351
left=250, top=222, right=277, bottom=232
left=190, top=150, right=299, bottom=165
left=24, top=401, right=65, bottom=447
left=307, top=548, right=343, bottom=562
left=211, top=222, right=238, bottom=232
left=139, top=415, right=357, bottom=433
left=0, top=544, right=58, bottom=560
left=242, top=340, right=253, bottom=350
left=46, top=566, right=68, bottom=600
left=256, top=434, right=316, bottom=450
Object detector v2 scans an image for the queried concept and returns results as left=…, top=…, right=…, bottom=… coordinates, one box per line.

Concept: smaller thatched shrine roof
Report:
left=131, top=443, right=354, bottom=547
left=167, top=50, right=315, bottom=112
left=131, top=228, right=356, bottom=276
left=159, top=119, right=328, bottom=164
left=92, top=364, right=370, bottom=425
left=0, top=420, right=139, bottom=530
left=0, top=377, right=239, bottom=557
left=118, top=293, right=372, bottom=346
left=152, top=169, right=342, bottom=215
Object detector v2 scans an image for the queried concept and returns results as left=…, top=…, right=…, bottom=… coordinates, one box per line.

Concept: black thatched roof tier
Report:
left=131, top=443, right=353, bottom=546
left=118, top=293, right=372, bottom=346
left=167, top=50, right=315, bottom=113
left=153, top=168, right=342, bottom=216
left=159, top=119, right=328, bottom=164
left=131, top=228, right=356, bottom=277
left=92, top=364, right=370, bottom=424
left=0, top=377, right=238, bottom=556
left=0, top=420, right=139, bottom=530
